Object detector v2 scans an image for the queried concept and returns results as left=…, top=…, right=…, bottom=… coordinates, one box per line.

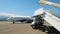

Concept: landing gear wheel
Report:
left=13, top=22, right=15, bottom=24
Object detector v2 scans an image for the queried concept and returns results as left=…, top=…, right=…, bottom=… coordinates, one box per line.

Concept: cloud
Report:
left=0, top=12, right=20, bottom=17
left=0, top=12, right=31, bottom=17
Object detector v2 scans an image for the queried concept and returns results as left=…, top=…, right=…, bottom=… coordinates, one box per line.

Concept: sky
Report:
left=0, top=0, right=60, bottom=16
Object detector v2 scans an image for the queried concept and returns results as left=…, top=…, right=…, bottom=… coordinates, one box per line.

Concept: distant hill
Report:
left=0, top=16, right=9, bottom=21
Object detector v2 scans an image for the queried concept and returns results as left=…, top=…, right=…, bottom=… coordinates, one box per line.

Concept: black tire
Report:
left=13, top=22, right=15, bottom=24
left=47, top=26, right=60, bottom=34
left=32, top=25, right=36, bottom=29
left=44, top=28, right=49, bottom=33
left=39, top=25, right=49, bottom=33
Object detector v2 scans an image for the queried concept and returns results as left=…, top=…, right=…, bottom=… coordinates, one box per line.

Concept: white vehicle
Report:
left=31, top=0, right=60, bottom=33
left=31, top=7, right=60, bottom=34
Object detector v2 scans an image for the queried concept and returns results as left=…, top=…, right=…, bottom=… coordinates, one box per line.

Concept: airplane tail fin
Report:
left=39, top=0, right=46, bottom=4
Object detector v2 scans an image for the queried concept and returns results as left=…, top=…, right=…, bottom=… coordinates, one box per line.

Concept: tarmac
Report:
left=0, top=21, right=48, bottom=34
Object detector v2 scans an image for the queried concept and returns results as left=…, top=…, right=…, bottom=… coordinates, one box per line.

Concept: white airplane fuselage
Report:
left=8, top=16, right=33, bottom=23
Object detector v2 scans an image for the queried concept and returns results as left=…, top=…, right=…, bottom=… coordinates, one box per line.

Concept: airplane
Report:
left=8, top=16, right=33, bottom=24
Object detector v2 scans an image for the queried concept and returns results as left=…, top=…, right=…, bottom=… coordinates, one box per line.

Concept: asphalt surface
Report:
left=0, top=21, right=47, bottom=34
